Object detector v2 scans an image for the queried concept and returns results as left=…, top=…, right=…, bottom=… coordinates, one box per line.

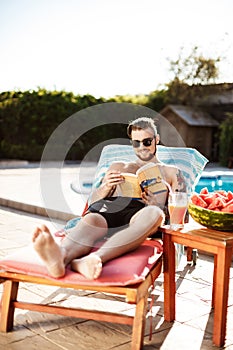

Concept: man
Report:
left=33, top=117, right=186, bottom=280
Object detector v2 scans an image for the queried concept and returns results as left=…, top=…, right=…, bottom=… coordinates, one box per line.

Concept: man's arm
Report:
left=171, top=167, right=187, bottom=193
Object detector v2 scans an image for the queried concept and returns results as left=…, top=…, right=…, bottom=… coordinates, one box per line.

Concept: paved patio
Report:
left=0, top=162, right=233, bottom=349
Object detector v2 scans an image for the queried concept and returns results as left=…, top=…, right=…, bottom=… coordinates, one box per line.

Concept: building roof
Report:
left=160, top=104, right=219, bottom=127
left=197, top=90, right=233, bottom=105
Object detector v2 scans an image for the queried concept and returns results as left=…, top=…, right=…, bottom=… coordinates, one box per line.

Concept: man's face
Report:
left=131, top=128, right=156, bottom=161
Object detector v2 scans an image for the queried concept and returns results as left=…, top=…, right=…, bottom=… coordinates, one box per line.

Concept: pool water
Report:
left=195, top=175, right=233, bottom=193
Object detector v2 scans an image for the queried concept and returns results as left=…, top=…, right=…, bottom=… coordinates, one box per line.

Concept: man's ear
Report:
left=155, top=134, right=160, bottom=144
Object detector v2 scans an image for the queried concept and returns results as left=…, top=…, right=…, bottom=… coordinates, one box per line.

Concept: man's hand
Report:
left=102, top=170, right=124, bottom=189
left=141, top=189, right=162, bottom=207
left=90, top=170, right=125, bottom=203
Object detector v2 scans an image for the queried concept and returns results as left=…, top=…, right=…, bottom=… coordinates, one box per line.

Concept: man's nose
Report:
left=138, top=142, right=146, bottom=149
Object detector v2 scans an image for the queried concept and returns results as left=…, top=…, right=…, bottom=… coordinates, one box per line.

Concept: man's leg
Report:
left=71, top=206, right=164, bottom=279
left=33, top=213, right=108, bottom=278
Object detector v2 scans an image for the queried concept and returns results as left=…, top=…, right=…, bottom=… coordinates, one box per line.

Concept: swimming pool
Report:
left=195, top=174, right=233, bottom=193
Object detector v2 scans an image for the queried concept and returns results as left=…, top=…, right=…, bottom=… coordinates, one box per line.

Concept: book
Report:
left=118, top=162, right=168, bottom=198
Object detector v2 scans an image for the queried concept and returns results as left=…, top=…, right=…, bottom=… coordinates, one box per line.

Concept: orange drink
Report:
left=168, top=192, right=188, bottom=230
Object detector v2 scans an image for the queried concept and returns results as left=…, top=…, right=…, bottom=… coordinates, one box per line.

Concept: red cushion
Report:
left=0, top=240, right=162, bottom=286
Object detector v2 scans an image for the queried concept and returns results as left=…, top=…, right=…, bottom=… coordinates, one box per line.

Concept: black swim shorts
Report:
left=87, top=197, right=145, bottom=235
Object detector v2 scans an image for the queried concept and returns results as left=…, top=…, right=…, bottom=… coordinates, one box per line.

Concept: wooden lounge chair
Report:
left=0, top=144, right=208, bottom=349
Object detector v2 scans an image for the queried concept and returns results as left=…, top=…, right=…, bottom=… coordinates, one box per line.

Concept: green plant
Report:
left=0, top=89, right=106, bottom=161
left=219, top=113, right=233, bottom=166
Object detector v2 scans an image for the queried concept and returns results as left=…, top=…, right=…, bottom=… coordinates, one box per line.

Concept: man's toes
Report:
left=93, top=261, right=102, bottom=279
left=41, top=224, right=50, bottom=233
left=32, top=227, right=42, bottom=241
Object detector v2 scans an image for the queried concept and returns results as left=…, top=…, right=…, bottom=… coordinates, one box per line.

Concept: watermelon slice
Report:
left=208, top=197, right=226, bottom=210
left=190, top=194, right=208, bottom=208
left=200, top=187, right=209, bottom=195
left=221, top=203, right=233, bottom=213
left=191, top=189, right=233, bottom=213
left=227, top=191, right=233, bottom=201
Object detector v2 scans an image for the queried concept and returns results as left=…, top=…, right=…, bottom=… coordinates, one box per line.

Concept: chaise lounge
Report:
left=0, top=144, right=207, bottom=349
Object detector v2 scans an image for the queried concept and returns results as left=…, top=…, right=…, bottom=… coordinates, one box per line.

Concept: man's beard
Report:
left=136, top=150, right=155, bottom=161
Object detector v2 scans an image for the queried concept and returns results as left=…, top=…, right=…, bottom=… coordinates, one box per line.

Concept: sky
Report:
left=0, top=0, right=232, bottom=98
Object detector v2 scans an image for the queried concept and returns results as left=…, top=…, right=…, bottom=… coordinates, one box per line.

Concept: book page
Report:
left=137, top=163, right=167, bottom=194
left=118, top=173, right=142, bottom=198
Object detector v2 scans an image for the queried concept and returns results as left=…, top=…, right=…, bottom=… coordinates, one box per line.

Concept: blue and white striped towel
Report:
left=93, top=144, right=208, bottom=194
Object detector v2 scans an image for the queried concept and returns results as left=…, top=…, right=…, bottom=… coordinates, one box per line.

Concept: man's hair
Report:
left=127, top=117, right=157, bottom=138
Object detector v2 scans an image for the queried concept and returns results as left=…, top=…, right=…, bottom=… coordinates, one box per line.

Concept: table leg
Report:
left=163, top=233, right=176, bottom=321
left=212, top=245, right=232, bottom=347
left=186, top=247, right=193, bottom=263
left=212, top=255, right=217, bottom=308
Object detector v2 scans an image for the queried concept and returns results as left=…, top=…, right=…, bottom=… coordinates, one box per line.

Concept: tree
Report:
left=168, top=46, right=221, bottom=85
left=165, top=46, right=222, bottom=105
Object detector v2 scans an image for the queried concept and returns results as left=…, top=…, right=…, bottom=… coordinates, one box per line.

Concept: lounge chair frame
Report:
left=0, top=254, right=162, bottom=350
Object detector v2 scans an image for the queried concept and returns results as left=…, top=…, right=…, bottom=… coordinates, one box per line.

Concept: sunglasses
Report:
left=131, top=137, right=154, bottom=148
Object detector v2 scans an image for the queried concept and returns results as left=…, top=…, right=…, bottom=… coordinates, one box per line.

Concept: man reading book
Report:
left=33, top=117, right=187, bottom=280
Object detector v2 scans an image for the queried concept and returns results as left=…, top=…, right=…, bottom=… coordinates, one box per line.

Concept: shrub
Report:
left=219, top=113, right=233, bottom=166
left=0, top=89, right=105, bottom=161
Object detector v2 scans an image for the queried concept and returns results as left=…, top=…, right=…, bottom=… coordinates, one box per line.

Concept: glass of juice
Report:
left=168, top=192, right=188, bottom=230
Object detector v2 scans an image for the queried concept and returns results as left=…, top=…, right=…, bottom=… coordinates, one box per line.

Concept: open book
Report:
left=119, top=162, right=168, bottom=198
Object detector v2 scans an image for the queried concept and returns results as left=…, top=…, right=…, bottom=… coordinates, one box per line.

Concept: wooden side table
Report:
left=161, top=224, right=233, bottom=347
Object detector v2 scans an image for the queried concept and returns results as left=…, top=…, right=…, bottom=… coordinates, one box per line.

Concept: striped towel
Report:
left=93, top=144, right=208, bottom=194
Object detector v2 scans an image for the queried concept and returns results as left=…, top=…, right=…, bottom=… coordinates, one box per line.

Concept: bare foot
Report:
left=71, top=253, right=102, bottom=280
left=32, top=225, right=66, bottom=278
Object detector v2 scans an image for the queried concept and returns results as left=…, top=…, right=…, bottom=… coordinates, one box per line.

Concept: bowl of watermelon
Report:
left=188, top=187, right=233, bottom=231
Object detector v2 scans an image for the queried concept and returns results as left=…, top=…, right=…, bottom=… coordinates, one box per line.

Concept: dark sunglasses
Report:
left=130, top=137, right=154, bottom=148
